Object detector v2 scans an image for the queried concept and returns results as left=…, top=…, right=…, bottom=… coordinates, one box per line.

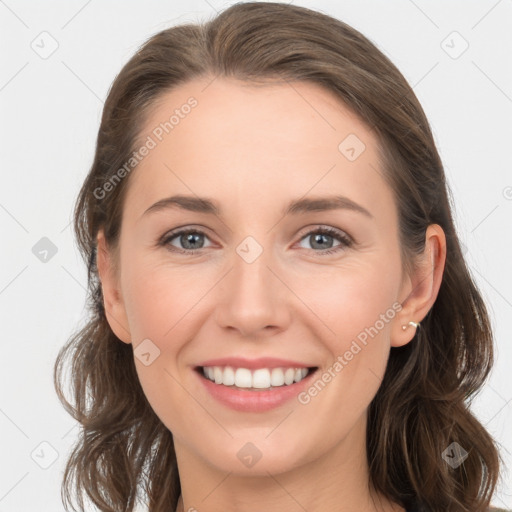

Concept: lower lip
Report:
left=195, top=367, right=318, bottom=412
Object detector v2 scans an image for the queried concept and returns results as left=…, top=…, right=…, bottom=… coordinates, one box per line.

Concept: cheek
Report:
left=121, top=259, right=200, bottom=431
left=295, top=257, right=400, bottom=351
left=121, top=254, right=215, bottom=343
left=295, top=265, right=399, bottom=424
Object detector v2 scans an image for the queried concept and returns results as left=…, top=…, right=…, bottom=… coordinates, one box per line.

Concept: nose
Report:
left=214, top=246, right=292, bottom=338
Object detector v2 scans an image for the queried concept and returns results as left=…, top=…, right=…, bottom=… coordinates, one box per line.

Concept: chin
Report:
left=196, top=436, right=310, bottom=477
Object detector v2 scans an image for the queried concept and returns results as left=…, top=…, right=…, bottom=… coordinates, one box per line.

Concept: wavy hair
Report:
left=54, top=2, right=503, bottom=511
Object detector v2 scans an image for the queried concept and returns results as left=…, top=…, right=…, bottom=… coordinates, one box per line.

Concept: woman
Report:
left=54, top=2, right=506, bottom=511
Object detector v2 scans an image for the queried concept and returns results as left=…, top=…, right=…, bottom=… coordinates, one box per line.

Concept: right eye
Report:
left=159, top=228, right=213, bottom=254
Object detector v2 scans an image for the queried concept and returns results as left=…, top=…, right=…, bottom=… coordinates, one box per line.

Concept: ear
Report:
left=391, top=224, right=447, bottom=347
left=96, top=229, right=132, bottom=344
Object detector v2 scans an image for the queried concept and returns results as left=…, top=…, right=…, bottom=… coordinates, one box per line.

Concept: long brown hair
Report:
left=54, top=2, right=503, bottom=511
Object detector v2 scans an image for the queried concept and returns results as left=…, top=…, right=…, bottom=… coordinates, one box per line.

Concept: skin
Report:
left=96, top=77, right=446, bottom=512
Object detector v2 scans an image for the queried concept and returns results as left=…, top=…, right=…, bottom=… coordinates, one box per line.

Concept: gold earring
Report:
left=402, top=321, right=420, bottom=331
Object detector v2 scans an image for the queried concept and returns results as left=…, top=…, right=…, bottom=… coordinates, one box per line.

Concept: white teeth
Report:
left=284, top=368, right=295, bottom=385
left=214, top=366, right=223, bottom=384
left=235, top=368, right=252, bottom=388
left=223, top=366, right=235, bottom=386
left=252, top=369, right=270, bottom=389
left=201, top=365, right=312, bottom=389
left=270, top=368, right=284, bottom=386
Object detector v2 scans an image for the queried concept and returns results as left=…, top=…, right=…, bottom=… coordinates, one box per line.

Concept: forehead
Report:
left=139, top=77, right=376, bottom=158
left=124, top=77, right=394, bottom=223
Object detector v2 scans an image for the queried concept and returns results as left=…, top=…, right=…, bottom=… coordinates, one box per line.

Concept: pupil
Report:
left=312, top=233, right=332, bottom=249
left=183, top=233, right=202, bottom=249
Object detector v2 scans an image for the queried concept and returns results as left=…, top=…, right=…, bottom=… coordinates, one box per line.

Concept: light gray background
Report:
left=1, top=1, right=511, bottom=510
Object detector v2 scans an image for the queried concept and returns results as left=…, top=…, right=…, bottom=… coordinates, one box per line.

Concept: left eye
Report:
left=296, top=227, right=352, bottom=253
left=159, top=226, right=352, bottom=255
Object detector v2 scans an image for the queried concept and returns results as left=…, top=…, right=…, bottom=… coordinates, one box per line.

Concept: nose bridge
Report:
left=215, top=236, right=290, bottom=336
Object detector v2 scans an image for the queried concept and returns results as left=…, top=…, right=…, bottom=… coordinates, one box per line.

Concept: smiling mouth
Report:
left=194, top=365, right=318, bottom=391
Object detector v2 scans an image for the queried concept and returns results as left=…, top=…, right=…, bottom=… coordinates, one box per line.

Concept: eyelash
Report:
left=158, top=226, right=353, bottom=256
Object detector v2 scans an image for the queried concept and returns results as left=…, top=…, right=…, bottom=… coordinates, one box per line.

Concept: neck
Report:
left=173, top=413, right=404, bottom=512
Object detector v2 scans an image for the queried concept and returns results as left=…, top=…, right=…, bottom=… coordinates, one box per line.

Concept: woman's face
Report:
left=98, top=77, right=442, bottom=476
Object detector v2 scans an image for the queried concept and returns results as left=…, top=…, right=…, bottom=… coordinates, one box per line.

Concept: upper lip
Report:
left=196, top=357, right=317, bottom=370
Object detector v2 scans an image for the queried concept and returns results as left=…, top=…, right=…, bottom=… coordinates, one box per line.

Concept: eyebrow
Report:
left=141, top=194, right=374, bottom=219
